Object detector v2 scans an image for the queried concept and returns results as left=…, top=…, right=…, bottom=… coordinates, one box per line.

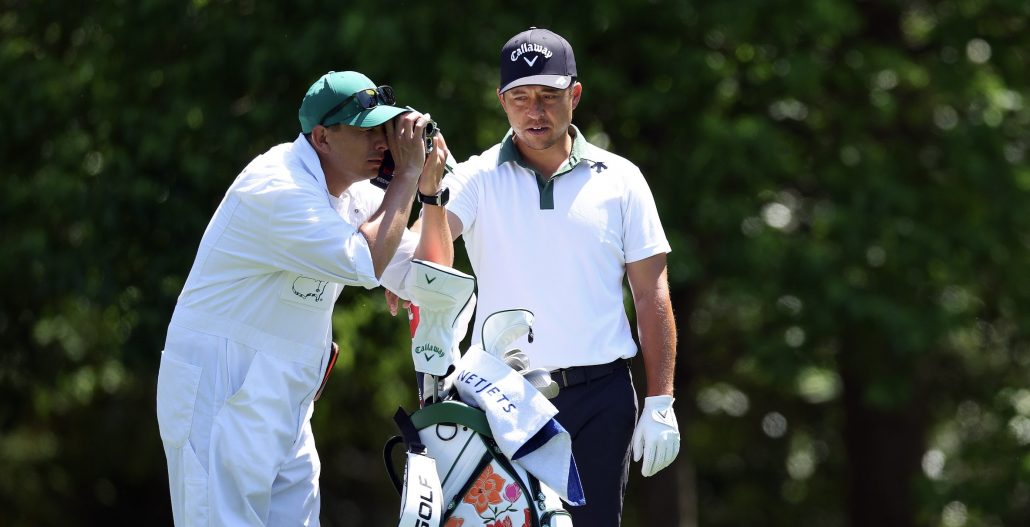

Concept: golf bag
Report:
left=385, top=260, right=575, bottom=526
left=385, top=401, right=572, bottom=527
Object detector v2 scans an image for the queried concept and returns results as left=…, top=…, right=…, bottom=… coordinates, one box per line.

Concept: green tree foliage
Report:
left=1, top=1, right=1028, bottom=526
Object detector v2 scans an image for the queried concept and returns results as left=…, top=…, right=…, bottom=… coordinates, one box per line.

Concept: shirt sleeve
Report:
left=262, top=185, right=379, bottom=289
left=622, top=166, right=672, bottom=263
left=442, top=161, right=479, bottom=235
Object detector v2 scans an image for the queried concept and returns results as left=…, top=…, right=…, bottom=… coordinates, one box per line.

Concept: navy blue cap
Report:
left=499, top=27, right=577, bottom=93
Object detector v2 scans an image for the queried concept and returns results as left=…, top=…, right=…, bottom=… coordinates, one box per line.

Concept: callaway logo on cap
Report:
left=499, top=27, right=577, bottom=93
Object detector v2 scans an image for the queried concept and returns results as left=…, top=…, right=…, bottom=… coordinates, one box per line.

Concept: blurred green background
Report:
left=3, top=1, right=1029, bottom=525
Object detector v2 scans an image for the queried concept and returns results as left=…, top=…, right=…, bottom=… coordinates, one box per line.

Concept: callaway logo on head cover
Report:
left=415, top=342, right=444, bottom=361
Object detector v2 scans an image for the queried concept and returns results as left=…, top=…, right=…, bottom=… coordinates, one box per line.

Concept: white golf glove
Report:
left=632, top=395, right=681, bottom=477
left=404, top=259, right=476, bottom=376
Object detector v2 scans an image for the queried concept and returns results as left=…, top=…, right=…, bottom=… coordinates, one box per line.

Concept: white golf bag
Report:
left=386, top=261, right=574, bottom=527
left=385, top=401, right=572, bottom=527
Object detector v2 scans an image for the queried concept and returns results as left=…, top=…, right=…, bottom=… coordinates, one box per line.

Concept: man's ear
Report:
left=309, top=126, right=332, bottom=153
left=570, top=82, right=583, bottom=110
left=496, top=88, right=507, bottom=112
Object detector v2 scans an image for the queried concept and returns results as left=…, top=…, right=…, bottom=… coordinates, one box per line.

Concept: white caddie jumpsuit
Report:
left=155, top=134, right=414, bottom=526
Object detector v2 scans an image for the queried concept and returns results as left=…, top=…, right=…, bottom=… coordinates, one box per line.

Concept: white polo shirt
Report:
left=446, top=126, right=671, bottom=370
left=170, top=133, right=416, bottom=366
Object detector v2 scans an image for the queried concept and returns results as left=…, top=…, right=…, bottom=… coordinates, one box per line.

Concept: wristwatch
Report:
left=417, top=187, right=449, bottom=206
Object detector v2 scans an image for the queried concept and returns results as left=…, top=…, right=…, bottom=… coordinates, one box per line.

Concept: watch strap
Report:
left=417, top=187, right=449, bottom=206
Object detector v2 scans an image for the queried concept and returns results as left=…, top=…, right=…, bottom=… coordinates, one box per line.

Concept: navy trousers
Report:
left=551, top=363, right=637, bottom=527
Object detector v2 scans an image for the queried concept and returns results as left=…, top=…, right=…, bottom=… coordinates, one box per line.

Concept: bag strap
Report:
left=382, top=435, right=406, bottom=495
left=487, top=437, right=541, bottom=526
left=391, top=407, right=445, bottom=526
left=525, top=468, right=547, bottom=513
left=398, top=451, right=443, bottom=527
left=444, top=449, right=494, bottom=518
left=384, top=407, right=428, bottom=495
left=393, top=407, right=426, bottom=452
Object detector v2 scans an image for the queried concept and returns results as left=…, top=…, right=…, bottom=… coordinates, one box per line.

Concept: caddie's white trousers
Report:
left=156, top=324, right=326, bottom=526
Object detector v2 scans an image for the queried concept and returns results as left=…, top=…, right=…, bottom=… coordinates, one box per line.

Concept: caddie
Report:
left=390, top=28, right=681, bottom=526
left=155, top=70, right=453, bottom=526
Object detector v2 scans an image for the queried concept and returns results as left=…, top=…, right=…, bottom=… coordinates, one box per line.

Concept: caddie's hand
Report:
left=385, top=111, right=430, bottom=178
left=384, top=289, right=410, bottom=317
left=419, top=132, right=450, bottom=196
left=632, top=395, right=681, bottom=477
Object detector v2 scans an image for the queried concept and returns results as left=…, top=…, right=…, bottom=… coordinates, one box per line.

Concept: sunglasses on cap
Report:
left=319, top=85, right=397, bottom=126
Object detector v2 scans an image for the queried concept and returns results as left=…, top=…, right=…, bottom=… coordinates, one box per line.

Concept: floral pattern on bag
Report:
left=452, top=463, right=535, bottom=525
left=503, top=483, right=521, bottom=503
left=465, top=464, right=505, bottom=513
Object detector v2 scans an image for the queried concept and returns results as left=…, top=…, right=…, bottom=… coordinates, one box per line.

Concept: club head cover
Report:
left=404, top=259, right=476, bottom=376
left=480, top=309, right=535, bottom=358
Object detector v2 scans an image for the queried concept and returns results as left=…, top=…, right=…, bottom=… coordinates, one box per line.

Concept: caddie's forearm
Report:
left=637, top=288, right=677, bottom=397
left=362, top=171, right=418, bottom=278
left=413, top=204, right=454, bottom=266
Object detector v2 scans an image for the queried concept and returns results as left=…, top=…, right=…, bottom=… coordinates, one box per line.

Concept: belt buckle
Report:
left=561, top=369, right=569, bottom=388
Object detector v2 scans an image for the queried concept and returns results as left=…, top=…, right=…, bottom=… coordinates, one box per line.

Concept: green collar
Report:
left=497, top=124, right=594, bottom=178
left=497, top=125, right=601, bottom=210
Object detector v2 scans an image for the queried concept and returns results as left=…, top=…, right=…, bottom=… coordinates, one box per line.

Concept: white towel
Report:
left=450, top=346, right=585, bottom=505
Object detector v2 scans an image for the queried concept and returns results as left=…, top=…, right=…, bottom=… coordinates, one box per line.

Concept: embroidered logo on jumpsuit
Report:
left=291, top=276, right=328, bottom=303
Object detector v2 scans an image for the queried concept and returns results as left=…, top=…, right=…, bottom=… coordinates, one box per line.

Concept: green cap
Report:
left=298, top=71, right=407, bottom=133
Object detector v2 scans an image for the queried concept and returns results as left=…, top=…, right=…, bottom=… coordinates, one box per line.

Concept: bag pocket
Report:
left=446, top=449, right=535, bottom=526
left=156, top=353, right=203, bottom=448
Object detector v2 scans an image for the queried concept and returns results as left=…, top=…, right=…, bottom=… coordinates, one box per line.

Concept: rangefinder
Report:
left=372, top=120, right=441, bottom=191
left=423, top=120, right=438, bottom=154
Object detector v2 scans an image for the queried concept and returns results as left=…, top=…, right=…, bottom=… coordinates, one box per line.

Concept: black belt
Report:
left=550, top=359, right=629, bottom=389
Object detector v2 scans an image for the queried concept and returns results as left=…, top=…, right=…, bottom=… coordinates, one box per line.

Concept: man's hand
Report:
left=385, top=111, right=431, bottom=180
left=419, top=132, right=450, bottom=196
left=632, top=395, right=681, bottom=477
left=385, top=289, right=410, bottom=317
